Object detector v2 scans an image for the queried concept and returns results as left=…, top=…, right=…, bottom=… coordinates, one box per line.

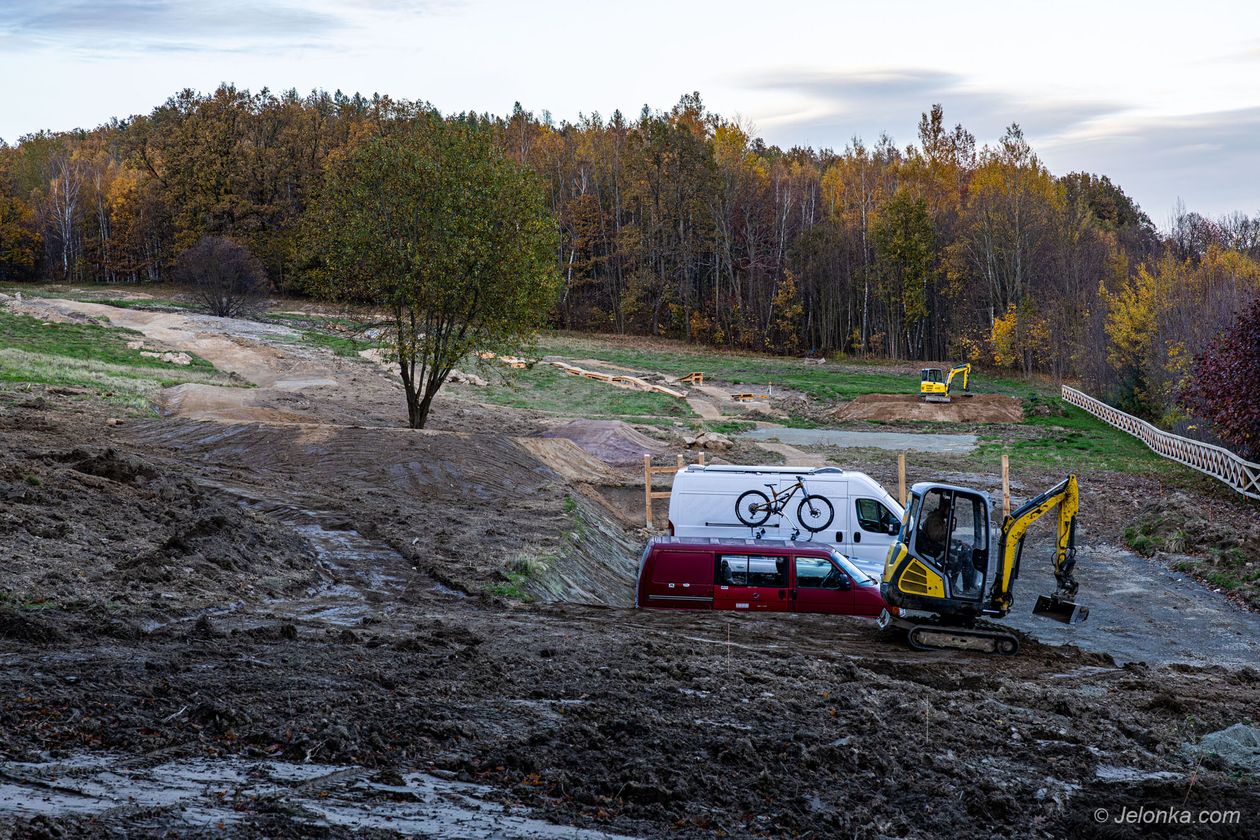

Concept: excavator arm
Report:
left=945, top=363, right=971, bottom=394
left=990, top=475, right=1087, bottom=624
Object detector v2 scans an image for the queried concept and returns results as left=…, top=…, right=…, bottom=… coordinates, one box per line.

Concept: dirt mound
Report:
left=835, top=392, right=1024, bottom=423
left=514, top=437, right=628, bottom=485
left=541, top=419, right=669, bottom=466
left=122, top=419, right=642, bottom=604
left=0, top=403, right=323, bottom=618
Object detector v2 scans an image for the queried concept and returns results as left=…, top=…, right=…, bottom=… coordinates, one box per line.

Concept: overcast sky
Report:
left=3, top=0, right=1258, bottom=220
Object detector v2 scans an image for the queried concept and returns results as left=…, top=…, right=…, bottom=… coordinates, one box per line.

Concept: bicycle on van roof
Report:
left=734, top=477, right=835, bottom=533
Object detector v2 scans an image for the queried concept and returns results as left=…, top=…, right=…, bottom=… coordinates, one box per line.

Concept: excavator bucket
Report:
left=1033, top=594, right=1089, bottom=624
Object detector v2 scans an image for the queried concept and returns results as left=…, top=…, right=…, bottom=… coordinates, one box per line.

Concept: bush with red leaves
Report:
left=1180, top=292, right=1260, bottom=460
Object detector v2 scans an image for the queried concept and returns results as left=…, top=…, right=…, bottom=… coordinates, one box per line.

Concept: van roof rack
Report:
left=686, top=464, right=843, bottom=475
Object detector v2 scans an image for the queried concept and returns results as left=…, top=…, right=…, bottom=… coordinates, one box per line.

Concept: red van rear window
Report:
left=652, top=551, right=714, bottom=585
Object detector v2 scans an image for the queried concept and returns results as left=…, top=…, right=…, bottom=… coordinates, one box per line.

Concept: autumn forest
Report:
left=1, top=86, right=1258, bottom=448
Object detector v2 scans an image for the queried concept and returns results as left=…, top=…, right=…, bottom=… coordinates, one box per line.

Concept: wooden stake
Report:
left=1001, top=453, right=1010, bottom=518
left=677, top=453, right=685, bottom=471
left=898, top=452, right=907, bottom=506
left=698, top=451, right=706, bottom=466
left=644, top=454, right=653, bottom=528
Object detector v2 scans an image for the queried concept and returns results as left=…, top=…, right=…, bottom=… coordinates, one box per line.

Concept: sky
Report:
left=2, top=0, right=1259, bottom=220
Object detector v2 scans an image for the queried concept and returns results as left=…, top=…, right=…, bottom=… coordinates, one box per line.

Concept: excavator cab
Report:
left=884, top=483, right=993, bottom=615
left=919, top=368, right=947, bottom=401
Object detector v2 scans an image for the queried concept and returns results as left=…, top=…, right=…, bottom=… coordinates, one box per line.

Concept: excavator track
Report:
left=883, top=612, right=1020, bottom=655
left=906, top=621, right=1019, bottom=656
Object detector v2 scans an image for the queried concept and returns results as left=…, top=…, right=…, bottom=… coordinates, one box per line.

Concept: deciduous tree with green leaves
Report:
left=308, top=116, right=558, bottom=429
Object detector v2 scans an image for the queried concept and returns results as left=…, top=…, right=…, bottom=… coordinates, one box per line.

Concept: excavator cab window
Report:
left=921, top=368, right=943, bottom=384
left=912, top=487, right=989, bottom=601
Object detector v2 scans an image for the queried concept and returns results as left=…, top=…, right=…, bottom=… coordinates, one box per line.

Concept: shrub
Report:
left=173, top=236, right=269, bottom=318
left=1180, top=292, right=1260, bottom=459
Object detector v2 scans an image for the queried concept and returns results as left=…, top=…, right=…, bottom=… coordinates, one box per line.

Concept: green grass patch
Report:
left=293, top=329, right=370, bottom=358
left=0, top=310, right=240, bottom=408
left=0, top=309, right=214, bottom=371
left=488, top=571, right=530, bottom=600
left=89, top=298, right=198, bottom=311
left=466, top=364, right=694, bottom=419
left=705, top=419, right=756, bottom=435
left=977, top=402, right=1171, bottom=475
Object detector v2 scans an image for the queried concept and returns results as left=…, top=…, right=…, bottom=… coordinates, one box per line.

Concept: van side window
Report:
left=717, top=554, right=787, bottom=587
left=795, top=556, right=844, bottom=589
left=856, top=498, right=898, bottom=533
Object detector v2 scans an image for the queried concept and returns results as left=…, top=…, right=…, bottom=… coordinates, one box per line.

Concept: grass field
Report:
left=975, top=403, right=1176, bottom=475
left=463, top=363, right=694, bottom=420
left=0, top=310, right=242, bottom=408
left=537, top=333, right=1049, bottom=401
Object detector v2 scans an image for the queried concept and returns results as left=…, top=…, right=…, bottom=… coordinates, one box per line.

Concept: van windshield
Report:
left=830, top=550, right=877, bottom=586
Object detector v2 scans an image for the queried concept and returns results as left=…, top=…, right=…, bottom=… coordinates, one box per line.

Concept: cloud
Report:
left=2, top=0, right=358, bottom=54
left=1039, top=107, right=1260, bottom=218
left=741, top=66, right=1260, bottom=215
left=745, top=67, right=1125, bottom=149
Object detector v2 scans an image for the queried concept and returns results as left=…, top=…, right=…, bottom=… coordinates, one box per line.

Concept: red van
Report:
left=635, top=537, right=885, bottom=616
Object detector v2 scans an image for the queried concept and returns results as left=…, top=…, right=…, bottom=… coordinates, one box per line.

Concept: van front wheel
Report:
left=735, top=490, right=772, bottom=527
left=796, top=494, right=835, bottom=532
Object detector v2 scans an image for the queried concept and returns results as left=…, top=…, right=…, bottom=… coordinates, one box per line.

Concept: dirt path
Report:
left=752, top=440, right=828, bottom=467
left=10, top=297, right=428, bottom=427
left=685, top=395, right=722, bottom=420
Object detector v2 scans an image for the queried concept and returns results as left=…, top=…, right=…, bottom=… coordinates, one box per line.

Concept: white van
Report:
left=666, top=465, right=904, bottom=577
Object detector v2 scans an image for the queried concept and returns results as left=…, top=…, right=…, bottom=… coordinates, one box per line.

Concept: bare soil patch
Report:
left=541, top=419, right=670, bottom=466
left=835, top=392, right=1024, bottom=423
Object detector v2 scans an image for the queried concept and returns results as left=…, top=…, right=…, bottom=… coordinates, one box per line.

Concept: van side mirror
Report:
left=886, top=522, right=900, bottom=536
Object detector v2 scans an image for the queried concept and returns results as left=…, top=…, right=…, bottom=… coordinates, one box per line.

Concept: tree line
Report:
left=1, top=85, right=1258, bottom=438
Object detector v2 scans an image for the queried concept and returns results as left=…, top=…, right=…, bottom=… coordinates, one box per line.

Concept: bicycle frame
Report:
left=757, top=478, right=806, bottom=516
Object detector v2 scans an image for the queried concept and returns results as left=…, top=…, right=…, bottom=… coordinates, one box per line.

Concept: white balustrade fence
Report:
left=1061, top=386, right=1260, bottom=500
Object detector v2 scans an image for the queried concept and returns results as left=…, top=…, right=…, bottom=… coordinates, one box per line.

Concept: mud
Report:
left=3, top=302, right=1260, bottom=839
left=835, top=392, right=1025, bottom=423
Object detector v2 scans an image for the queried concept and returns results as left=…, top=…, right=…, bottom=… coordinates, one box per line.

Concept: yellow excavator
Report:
left=920, top=363, right=971, bottom=403
left=877, top=475, right=1086, bottom=655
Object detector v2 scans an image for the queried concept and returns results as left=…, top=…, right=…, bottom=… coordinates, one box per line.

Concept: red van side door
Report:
left=713, top=553, right=791, bottom=612
left=791, top=554, right=855, bottom=614
left=642, top=549, right=715, bottom=609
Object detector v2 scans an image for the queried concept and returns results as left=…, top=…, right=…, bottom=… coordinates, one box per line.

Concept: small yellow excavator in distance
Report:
left=920, top=363, right=971, bottom=402
left=877, top=475, right=1087, bottom=655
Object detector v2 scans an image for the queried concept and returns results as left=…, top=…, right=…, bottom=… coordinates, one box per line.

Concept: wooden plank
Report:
left=898, top=452, right=906, bottom=506
left=644, top=454, right=653, bottom=528
left=1001, top=453, right=1010, bottom=517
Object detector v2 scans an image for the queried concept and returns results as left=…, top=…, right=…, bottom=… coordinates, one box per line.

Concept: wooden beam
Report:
left=644, top=454, right=653, bottom=528
left=1002, top=453, right=1010, bottom=518
left=898, top=452, right=906, bottom=507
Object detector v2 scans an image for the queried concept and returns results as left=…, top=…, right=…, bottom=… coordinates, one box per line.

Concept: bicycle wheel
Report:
left=735, top=490, right=772, bottom=527
left=796, top=494, right=834, bottom=532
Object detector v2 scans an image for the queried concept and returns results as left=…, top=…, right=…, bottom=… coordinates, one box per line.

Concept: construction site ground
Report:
left=2, top=289, right=1259, bottom=839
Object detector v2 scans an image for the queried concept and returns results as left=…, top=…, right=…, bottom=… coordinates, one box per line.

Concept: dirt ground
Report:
left=835, top=393, right=1025, bottom=423
left=2, top=298, right=1260, bottom=838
